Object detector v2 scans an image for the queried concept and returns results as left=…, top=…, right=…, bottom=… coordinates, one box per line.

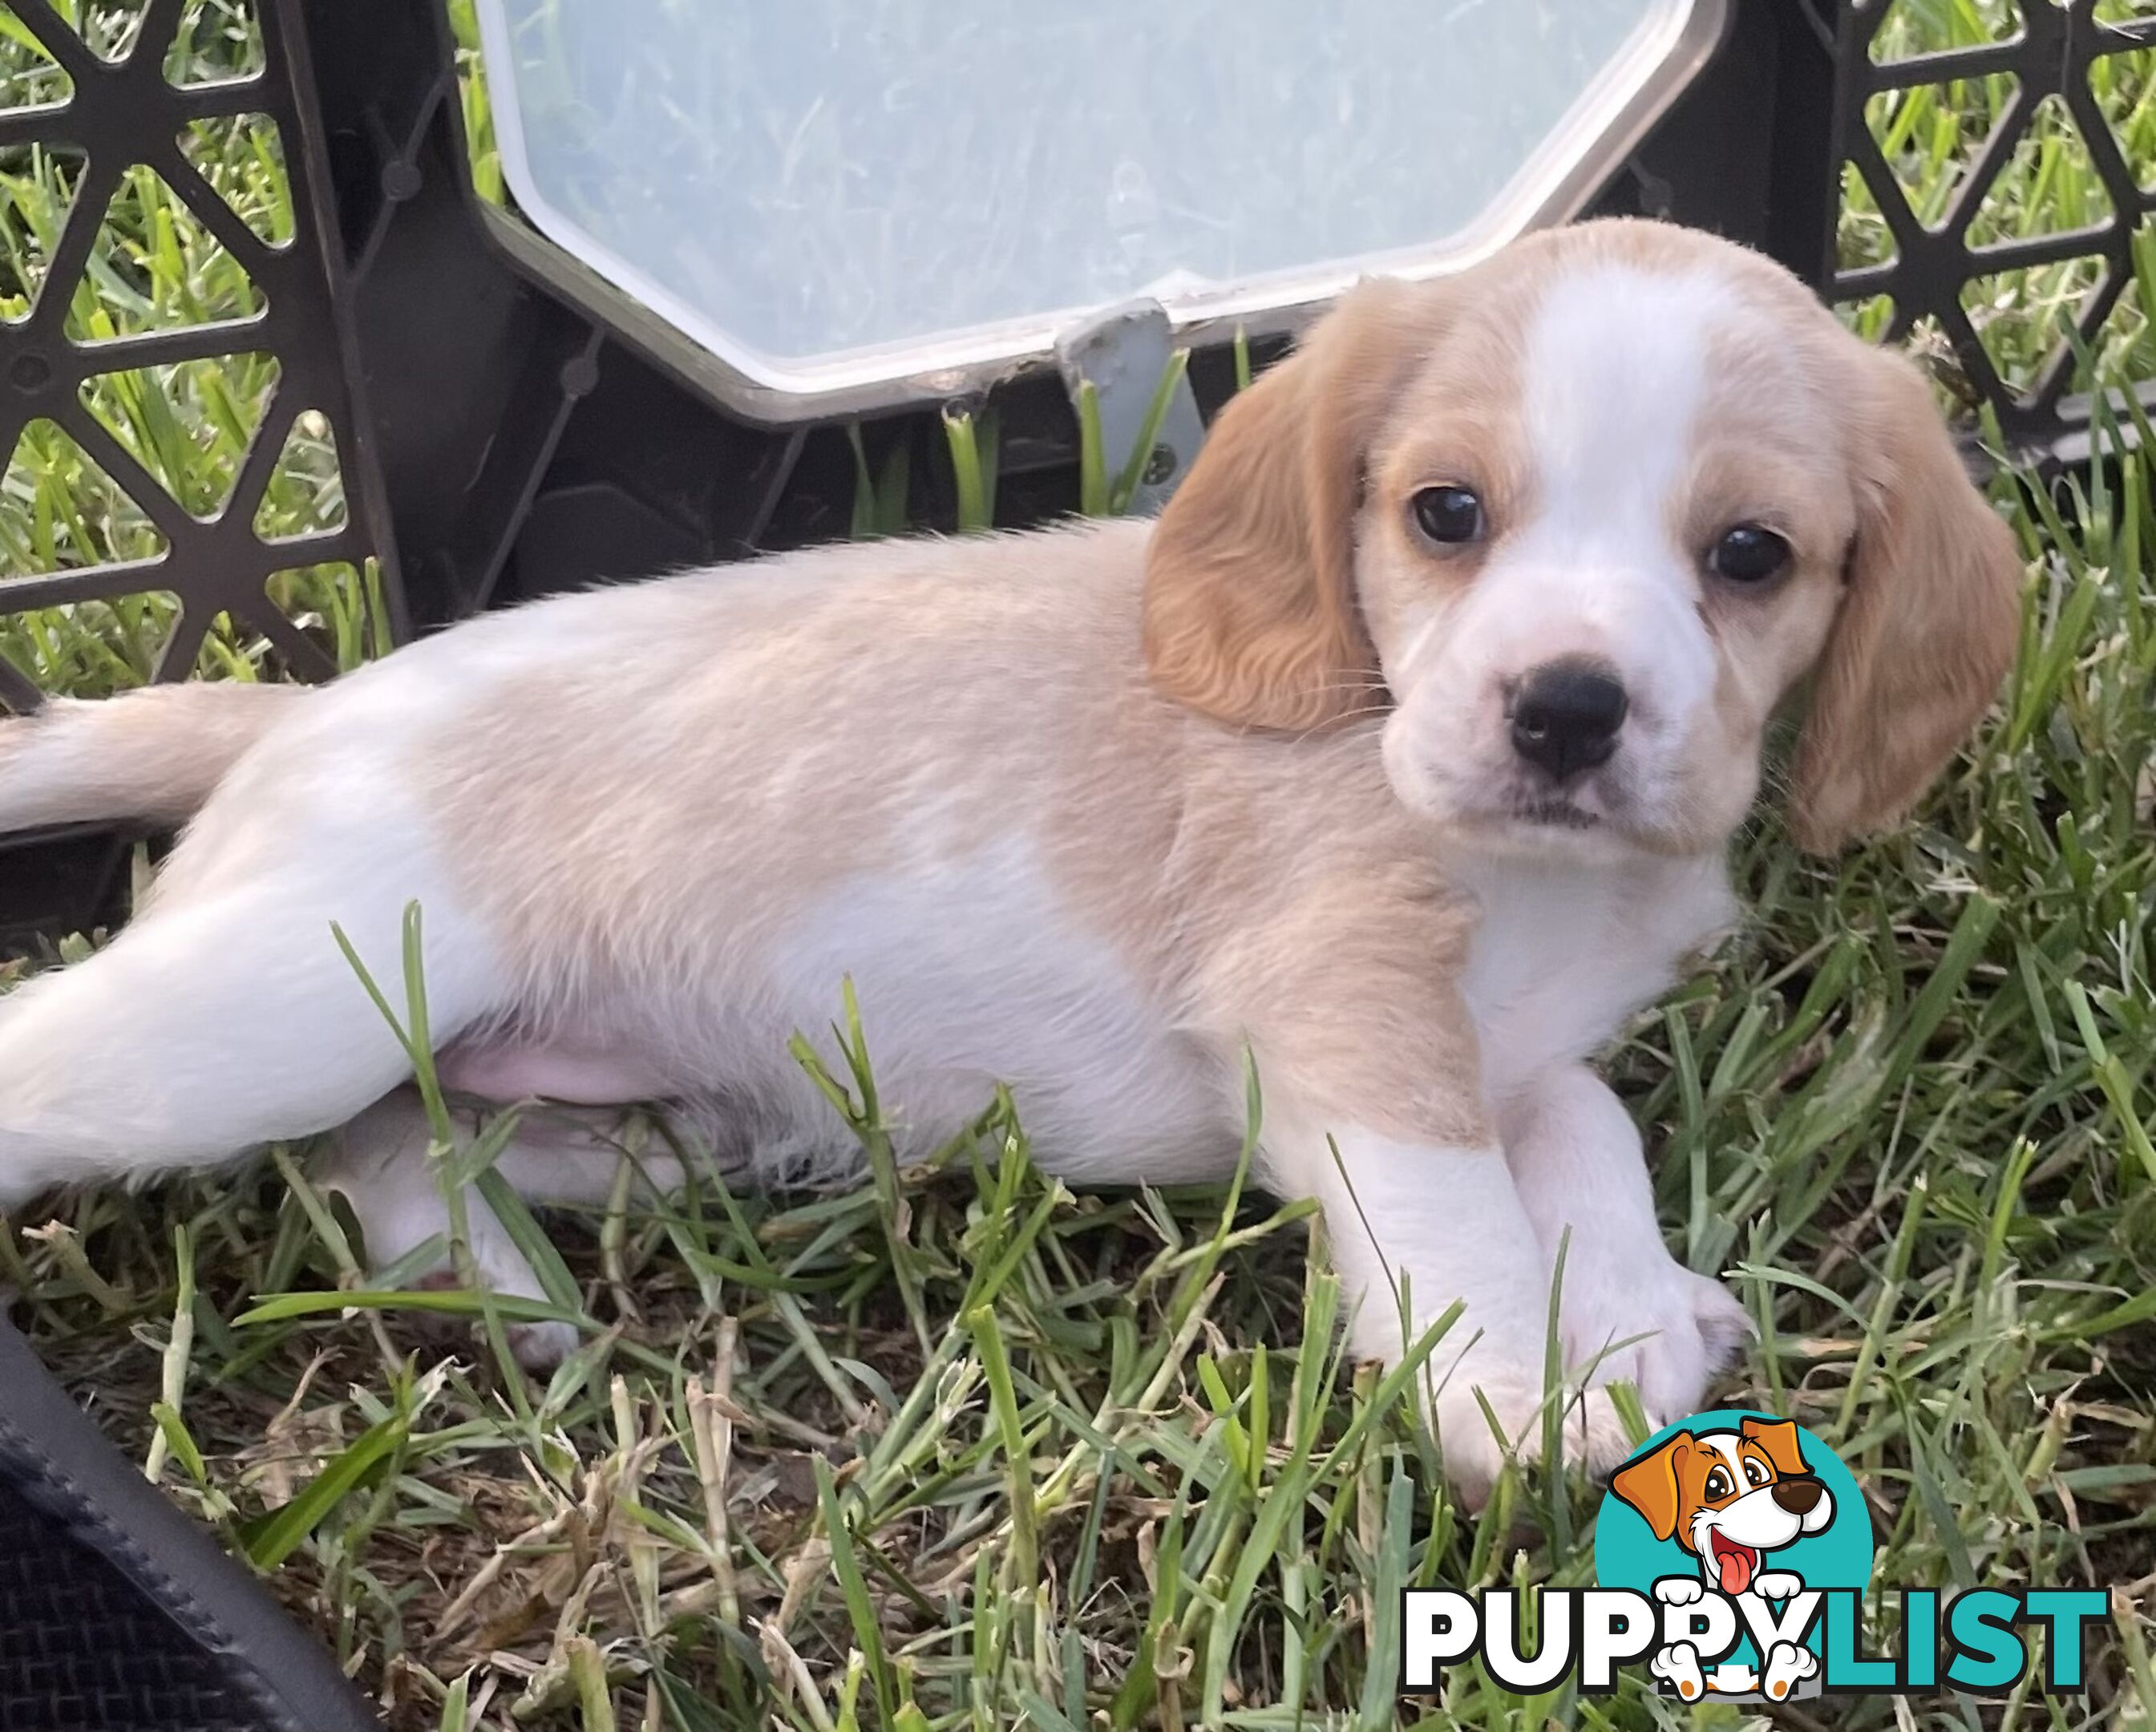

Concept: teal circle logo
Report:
left=1595, top=1409, right=1872, bottom=1702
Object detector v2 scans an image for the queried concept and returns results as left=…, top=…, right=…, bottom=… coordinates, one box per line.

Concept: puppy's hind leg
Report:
left=317, top=1089, right=686, bottom=1370
left=0, top=862, right=503, bottom=1208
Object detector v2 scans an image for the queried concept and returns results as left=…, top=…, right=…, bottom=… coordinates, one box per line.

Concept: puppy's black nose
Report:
left=1772, top=1477, right=1823, bottom=1515
left=1510, top=661, right=1628, bottom=783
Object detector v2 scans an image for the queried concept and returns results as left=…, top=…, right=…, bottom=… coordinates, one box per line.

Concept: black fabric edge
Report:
left=0, top=1316, right=384, bottom=1732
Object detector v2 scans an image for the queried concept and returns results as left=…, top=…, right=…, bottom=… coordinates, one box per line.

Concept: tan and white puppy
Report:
left=0, top=221, right=2021, bottom=1496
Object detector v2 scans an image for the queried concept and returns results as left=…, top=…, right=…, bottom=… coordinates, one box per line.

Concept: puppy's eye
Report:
left=1704, top=1467, right=1733, bottom=1500
left=1411, top=484, right=1485, bottom=546
left=1744, top=1458, right=1770, bottom=1487
left=1709, top=523, right=1792, bottom=584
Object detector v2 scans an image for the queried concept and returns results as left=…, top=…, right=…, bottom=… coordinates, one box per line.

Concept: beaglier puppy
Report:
left=0, top=221, right=2020, bottom=1497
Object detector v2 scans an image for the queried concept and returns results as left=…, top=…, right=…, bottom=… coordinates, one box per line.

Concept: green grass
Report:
left=1841, top=0, right=2156, bottom=400
left=5, top=5, right=2156, bottom=1730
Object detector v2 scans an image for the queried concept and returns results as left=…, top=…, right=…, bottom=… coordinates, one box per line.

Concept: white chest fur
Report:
left=1450, top=848, right=1737, bottom=1103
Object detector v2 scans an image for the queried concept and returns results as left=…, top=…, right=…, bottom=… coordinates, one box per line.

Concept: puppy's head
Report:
left=1143, top=219, right=2023, bottom=857
left=1610, top=1418, right=1834, bottom=1595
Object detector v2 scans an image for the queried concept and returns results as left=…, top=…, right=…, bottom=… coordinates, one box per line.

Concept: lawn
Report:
left=4, top=2, right=2156, bottom=1730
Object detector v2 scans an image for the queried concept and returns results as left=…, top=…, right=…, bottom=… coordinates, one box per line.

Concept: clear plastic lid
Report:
left=475, top=0, right=1714, bottom=405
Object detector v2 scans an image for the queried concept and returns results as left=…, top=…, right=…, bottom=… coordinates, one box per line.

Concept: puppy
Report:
left=1612, top=1417, right=1835, bottom=1700
left=0, top=220, right=2021, bottom=1497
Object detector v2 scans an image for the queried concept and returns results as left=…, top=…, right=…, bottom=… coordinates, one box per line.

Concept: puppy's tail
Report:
left=0, top=682, right=309, bottom=833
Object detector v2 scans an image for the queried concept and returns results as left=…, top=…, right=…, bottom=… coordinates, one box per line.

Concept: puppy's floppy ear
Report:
left=1739, top=1416, right=1810, bottom=1479
left=1143, top=277, right=1436, bottom=730
left=1610, top=1432, right=1694, bottom=1543
left=1789, top=346, right=2024, bottom=852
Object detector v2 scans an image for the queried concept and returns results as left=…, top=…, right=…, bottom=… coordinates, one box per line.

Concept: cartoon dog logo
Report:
left=1609, top=1416, right=1835, bottom=1701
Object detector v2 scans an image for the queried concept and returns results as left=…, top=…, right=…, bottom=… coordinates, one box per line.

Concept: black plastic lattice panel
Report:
left=1832, top=0, right=2156, bottom=450
left=0, top=0, right=397, bottom=717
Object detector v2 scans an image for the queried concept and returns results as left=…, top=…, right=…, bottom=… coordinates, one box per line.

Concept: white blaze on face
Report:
left=1486, top=264, right=1737, bottom=733
left=1372, top=245, right=1854, bottom=855
left=1698, top=1433, right=1749, bottom=1480
left=1690, top=1435, right=1760, bottom=1592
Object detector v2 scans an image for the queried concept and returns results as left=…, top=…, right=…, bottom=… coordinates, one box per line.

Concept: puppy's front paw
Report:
left=1430, top=1366, right=1632, bottom=1506
left=1652, top=1575, right=1704, bottom=1606
left=1753, top=1570, right=1804, bottom=1601
left=1762, top=1640, right=1818, bottom=1700
left=1648, top=1641, right=1705, bottom=1701
left=1562, top=1257, right=1752, bottom=1424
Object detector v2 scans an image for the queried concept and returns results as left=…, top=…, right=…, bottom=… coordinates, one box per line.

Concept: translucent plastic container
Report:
left=475, top=0, right=1717, bottom=405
